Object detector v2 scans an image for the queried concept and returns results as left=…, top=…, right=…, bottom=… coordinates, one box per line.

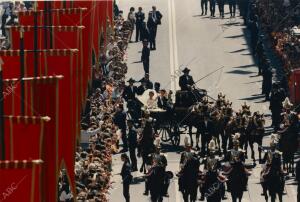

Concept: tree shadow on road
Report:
left=226, top=69, right=256, bottom=75
left=228, top=48, right=247, bottom=53
left=239, top=94, right=265, bottom=101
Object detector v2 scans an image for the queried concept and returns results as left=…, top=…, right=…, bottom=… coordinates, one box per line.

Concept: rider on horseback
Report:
left=223, top=133, right=251, bottom=202
left=200, top=139, right=227, bottom=201
left=261, top=134, right=285, bottom=202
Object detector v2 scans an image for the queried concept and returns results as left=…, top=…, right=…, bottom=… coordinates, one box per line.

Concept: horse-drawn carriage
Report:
left=135, top=88, right=208, bottom=146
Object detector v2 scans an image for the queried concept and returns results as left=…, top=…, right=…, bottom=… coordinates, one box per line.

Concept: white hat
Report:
left=282, top=97, right=293, bottom=109
left=232, top=133, right=240, bottom=144
left=208, top=139, right=218, bottom=152
left=270, top=134, right=278, bottom=147
left=184, top=135, right=191, bottom=147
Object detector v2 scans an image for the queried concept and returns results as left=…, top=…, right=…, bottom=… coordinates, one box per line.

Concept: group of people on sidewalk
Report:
left=58, top=10, right=134, bottom=202
left=126, top=6, right=163, bottom=75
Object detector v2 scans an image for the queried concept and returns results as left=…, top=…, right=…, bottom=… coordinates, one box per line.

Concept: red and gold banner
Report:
left=0, top=160, right=43, bottom=202
left=3, top=76, right=62, bottom=202
left=3, top=116, right=49, bottom=161
left=0, top=50, right=78, bottom=194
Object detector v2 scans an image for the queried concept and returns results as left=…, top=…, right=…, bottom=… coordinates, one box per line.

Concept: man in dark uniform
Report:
left=137, top=80, right=148, bottom=95
left=262, top=64, right=273, bottom=101
left=179, top=67, right=195, bottom=91
left=123, top=78, right=138, bottom=101
left=256, top=40, right=265, bottom=75
left=147, top=149, right=166, bottom=202
left=120, top=153, right=132, bottom=202
left=139, top=73, right=153, bottom=89
left=179, top=137, right=200, bottom=202
left=135, top=7, right=145, bottom=42
left=217, top=0, right=225, bottom=18
left=152, top=140, right=170, bottom=197
left=113, top=104, right=128, bottom=152
left=147, top=6, right=163, bottom=50
left=154, top=82, right=161, bottom=93
left=209, top=0, right=216, bottom=17
left=249, top=15, right=259, bottom=54
left=141, top=40, right=150, bottom=74
left=201, top=0, right=208, bottom=15
left=198, top=115, right=214, bottom=155
left=269, top=83, right=286, bottom=131
left=127, top=119, right=138, bottom=171
left=123, top=78, right=139, bottom=121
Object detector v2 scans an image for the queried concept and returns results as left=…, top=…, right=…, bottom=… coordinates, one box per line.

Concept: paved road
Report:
left=110, top=1, right=298, bottom=201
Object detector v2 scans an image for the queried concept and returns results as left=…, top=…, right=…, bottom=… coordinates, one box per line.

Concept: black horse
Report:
left=138, top=120, right=155, bottom=173
left=225, top=162, right=248, bottom=202
left=278, top=114, right=299, bottom=175
left=203, top=170, right=224, bottom=202
left=246, top=113, right=265, bottom=163
left=261, top=156, right=285, bottom=202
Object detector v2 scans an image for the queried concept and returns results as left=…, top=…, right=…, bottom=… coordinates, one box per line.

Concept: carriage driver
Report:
left=179, top=67, right=195, bottom=91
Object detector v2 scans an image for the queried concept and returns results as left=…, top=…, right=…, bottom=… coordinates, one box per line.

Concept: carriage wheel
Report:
left=159, top=125, right=172, bottom=142
left=171, top=125, right=180, bottom=146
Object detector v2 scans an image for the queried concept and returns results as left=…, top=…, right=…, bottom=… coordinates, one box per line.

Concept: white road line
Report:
left=168, top=0, right=179, bottom=92
left=174, top=179, right=181, bottom=202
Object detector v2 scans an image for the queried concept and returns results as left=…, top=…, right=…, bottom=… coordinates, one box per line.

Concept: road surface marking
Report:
left=174, top=178, right=181, bottom=202
left=168, top=0, right=179, bottom=92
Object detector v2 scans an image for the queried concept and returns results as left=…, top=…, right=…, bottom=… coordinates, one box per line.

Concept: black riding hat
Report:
left=182, top=67, right=190, bottom=73
left=127, top=78, right=136, bottom=83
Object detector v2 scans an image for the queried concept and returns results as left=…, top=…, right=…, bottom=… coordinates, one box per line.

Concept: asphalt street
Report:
left=109, top=0, right=298, bottom=201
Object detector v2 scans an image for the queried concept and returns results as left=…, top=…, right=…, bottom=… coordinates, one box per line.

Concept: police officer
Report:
left=262, top=63, right=273, bottom=101
left=135, top=7, right=145, bottom=42
left=123, top=78, right=139, bottom=121
left=269, top=83, right=286, bottom=131
left=141, top=40, right=150, bottom=74
left=179, top=136, right=200, bottom=202
left=113, top=104, right=128, bottom=152
left=127, top=119, right=138, bottom=171
left=147, top=145, right=166, bottom=202
left=256, top=40, right=265, bottom=75
left=198, top=115, right=214, bottom=156
left=123, top=78, right=138, bottom=101
left=120, top=153, right=133, bottom=202
left=152, top=139, right=170, bottom=197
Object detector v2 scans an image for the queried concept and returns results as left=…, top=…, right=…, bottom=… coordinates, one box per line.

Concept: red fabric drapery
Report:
left=0, top=50, right=78, bottom=193
left=3, top=116, right=49, bottom=161
left=0, top=160, right=43, bottom=202
left=3, top=76, right=62, bottom=202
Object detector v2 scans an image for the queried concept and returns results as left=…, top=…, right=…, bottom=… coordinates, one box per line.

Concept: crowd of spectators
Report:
left=58, top=8, right=134, bottom=202
left=0, top=1, right=33, bottom=49
left=256, top=0, right=300, bottom=75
